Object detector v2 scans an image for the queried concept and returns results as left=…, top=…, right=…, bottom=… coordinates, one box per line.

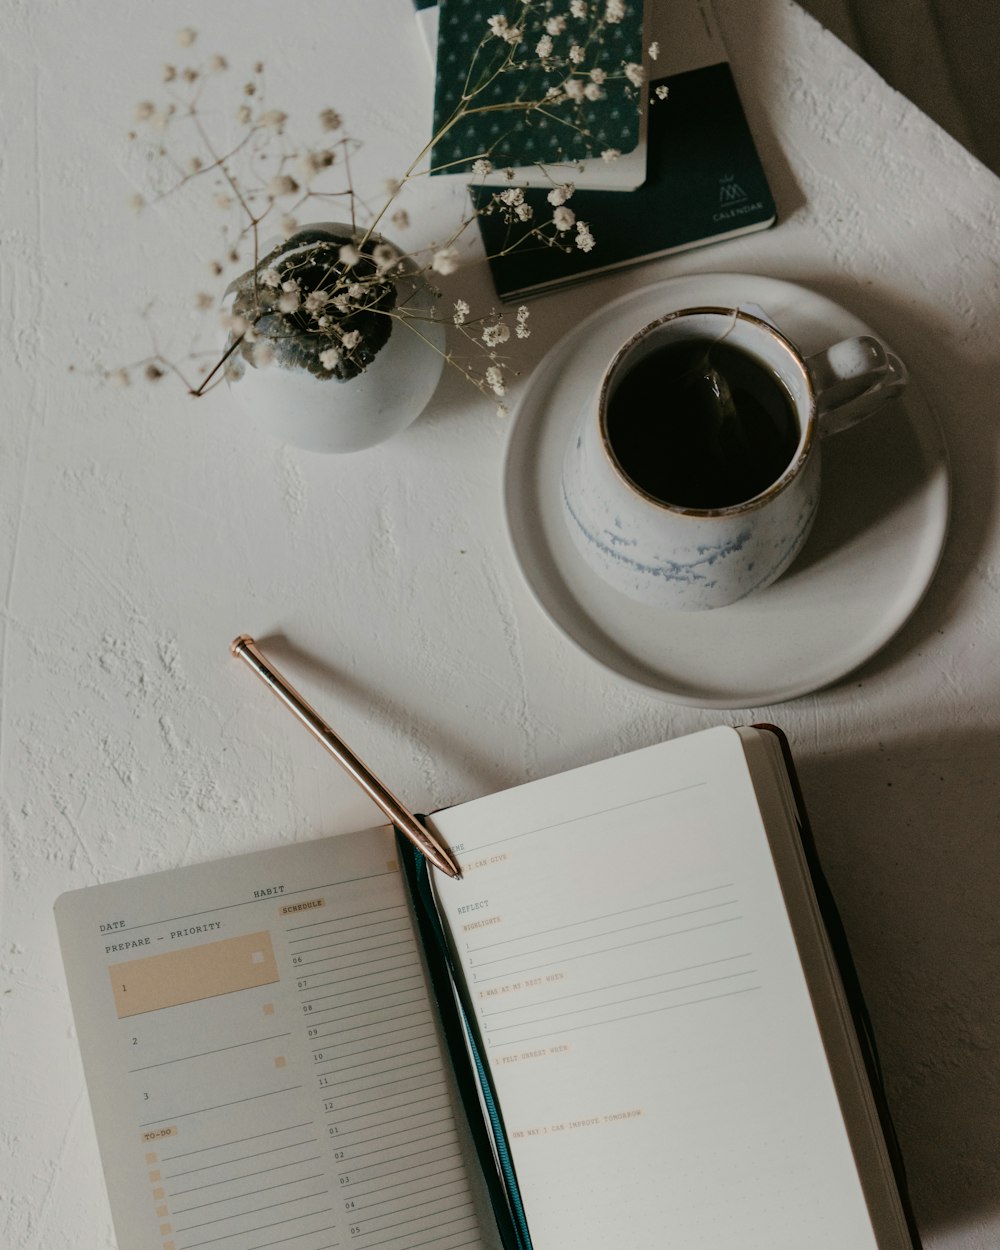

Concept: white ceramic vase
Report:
left=224, top=224, right=445, bottom=454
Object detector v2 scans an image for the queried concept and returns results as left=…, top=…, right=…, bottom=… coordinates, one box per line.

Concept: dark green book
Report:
left=473, top=60, right=776, bottom=300
left=429, top=0, right=648, bottom=189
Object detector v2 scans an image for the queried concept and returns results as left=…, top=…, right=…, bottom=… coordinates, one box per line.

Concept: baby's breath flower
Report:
left=259, top=109, right=287, bottom=132
left=601, top=147, right=621, bottom=162
left=279, top=214, right=298, bottom=236
left=553, top=205, right=575, bottom=231
left=332, top=294, right=351, bottom=313
left=195, top=291, right=214, bottom=310
left=563, top=77, right=585, bottom=101
left=547, top=182, right=574, bottom=205
left=236, top=104, right=252, bottom=125
left=210, top=54, right=228, bottom=72
left=215, top=193, right=233, bottom=211
left=569, top=44, right=585, bottom=64
left=209, top=260, right=224, bottom=276
left=515, top=202, right=533, bottom=221
left=496, top=401, right=510, bottom=418
left=253, top=342, right=275, bottom=367
left=277, top=290, right=300, bottom=313
left=384, top=178, right=402, bottom=196
left=391, top=208, right=410, bottom=229
left=319, top=108, right=342, bottom=131
left=536, top=34, right=553, bottom=58
left=570, top=0, right=588, bottom=16
left=267, top=173, right=299, bottom=198
left=304, top=290, right=329, bottom=313
left=605, top=0, right=625, bottom=22
left=472, top=158, right=493, bottom=176
left=134, top=100, right=155, bottom=121
left=298, top=149, right=335, bottom=180
left=319, top=347, right=340, bottom=371
left=373, top=243, right=397, bottom=271
left=339, top=243, right=360, bottom=266
left=281, top=279, right=300, bottom=294
left=545, top=15, right=567, bottom=34
left=487, top=14, right=509, bottom=38
left=624, top=62, right=645, bottom=87
left=655, top=84, right=669, bottom=100
left=485, top=365, right=506, bottom=396
left=648, top=40, right=660, bottom=60
left=176, top=26, right=196, bottom=47
left=432, top=247, right=459, bottom=275
left=453, top=299, right=470, bottom=325
left=109, top=368, right=130, bottom=387
left=515, top=305, right=530, bottom=338
left=182, top=67, right=199, bottom=83
left=186, top=156, right=203, bottom=174
left=584, top=81, right=604, bottom=100
left=129, top=192, right=145, bottom=212
left=162, top=65, right=176, bottom=82
left=341, top=330, right=362, bottom=351
left=482, top=321, right=510, bottom=347
left=589, top=66, right=607, bottom=84
left=575, top=221, right=596, bottom=251
left=499, top=186, right=524, bottom=206
left=347, top=283, right=365, bottom=298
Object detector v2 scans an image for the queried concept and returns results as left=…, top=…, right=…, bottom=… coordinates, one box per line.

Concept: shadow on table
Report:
left=794, top=266, right=1000, bottom=687
left=796, top=728, right=1000, bottom=1237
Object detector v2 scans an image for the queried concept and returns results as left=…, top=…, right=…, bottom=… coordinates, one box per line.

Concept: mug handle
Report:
left=806, top=336, right=908, bottom=437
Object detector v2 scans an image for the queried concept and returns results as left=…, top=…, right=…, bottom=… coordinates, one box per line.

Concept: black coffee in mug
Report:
left=605, top=338, right=800, bottom=509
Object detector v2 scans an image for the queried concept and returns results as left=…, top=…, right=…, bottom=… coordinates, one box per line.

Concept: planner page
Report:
left=429, top=727, right=903, bottom=1250
left=56, top=828, right=498, bottom=1250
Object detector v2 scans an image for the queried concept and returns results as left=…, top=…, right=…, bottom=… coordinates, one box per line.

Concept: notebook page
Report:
left=56, top=828, right=498, bottom=1250
left=429, top=727, right=888, bottom=1250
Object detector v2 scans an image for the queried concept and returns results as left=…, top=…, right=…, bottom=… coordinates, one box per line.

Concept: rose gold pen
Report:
left=230, top=635, right=461, bottom=878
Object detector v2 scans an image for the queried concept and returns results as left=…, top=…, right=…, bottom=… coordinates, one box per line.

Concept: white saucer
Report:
left=502, top=273, right=950, bottom=708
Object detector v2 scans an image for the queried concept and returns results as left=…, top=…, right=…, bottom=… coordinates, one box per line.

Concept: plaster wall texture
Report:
left=0, top=2, right=997, bottom=1249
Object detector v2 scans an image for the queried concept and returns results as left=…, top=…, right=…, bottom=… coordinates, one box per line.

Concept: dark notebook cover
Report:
left=473, top=61, right=776, bottom=300
left=429, top=0, right=645, bottom=178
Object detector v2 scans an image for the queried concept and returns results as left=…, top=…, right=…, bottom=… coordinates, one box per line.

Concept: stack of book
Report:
left=421, top=0, right=777, bottom=299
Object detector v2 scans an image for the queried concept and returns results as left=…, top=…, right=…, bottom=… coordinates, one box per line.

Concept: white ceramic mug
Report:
left=561, top=306, right=907, bottom=610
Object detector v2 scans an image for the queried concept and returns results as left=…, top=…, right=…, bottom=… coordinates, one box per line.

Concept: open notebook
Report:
left=55, top=726, right=920, bottom=1250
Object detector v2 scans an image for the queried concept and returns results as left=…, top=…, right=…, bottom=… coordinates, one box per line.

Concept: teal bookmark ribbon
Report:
left=398, top=832, right=534, bottom=1250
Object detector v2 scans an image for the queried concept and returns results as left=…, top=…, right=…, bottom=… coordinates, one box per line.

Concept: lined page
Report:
left=56, top=829, right=497, bottom=1250
left=430, top=727, right=888, bottom=1250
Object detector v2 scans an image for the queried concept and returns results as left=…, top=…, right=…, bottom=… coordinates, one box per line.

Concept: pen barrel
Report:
left=230, top=636, right=459, bottom=876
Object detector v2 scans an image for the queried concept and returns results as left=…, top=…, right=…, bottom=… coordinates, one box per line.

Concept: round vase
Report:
left=224, top=224, right=445, bottom=454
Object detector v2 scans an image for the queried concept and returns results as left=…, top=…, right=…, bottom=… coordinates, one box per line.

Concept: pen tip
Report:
left=231, top=634, right=254, bottom=656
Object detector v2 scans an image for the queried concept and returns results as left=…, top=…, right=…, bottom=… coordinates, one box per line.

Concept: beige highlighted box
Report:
left=159, top=1223, right=172, bottom=1236
left=279, top=898, right=325, bottom=916
left=153, top=1188, right=165, bottom=1201
left=263, top=1003, right=275, bottom=1016
left=156, top=1204, right=168, bottom=1218
left=145, top=1152, right=157, bottom=1164
left=148, top=1170, right=161, bottom=1182
left=110, top=932, right=279, bottom=1019
left=163, top=1243, right=176, bottom=1250
left=274, top=1056, right=286, bottom=1068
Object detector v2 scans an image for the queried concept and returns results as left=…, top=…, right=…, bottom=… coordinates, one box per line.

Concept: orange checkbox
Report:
left=149, top=1170, right=161, bottom=1182
left=274, top=1055, right=286, bottom=1068
left=145, top=1151, right=157, bottom=1164
left=159, top=1223, right=172, bottom=1236
left=156, top=1204, right=168, bottom=1218
left=152, top=1187, right=165, bottom=1201
left=263, top=1002, right=275, bottom=1015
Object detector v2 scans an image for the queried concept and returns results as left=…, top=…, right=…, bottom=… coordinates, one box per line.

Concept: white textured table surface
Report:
left=2, top=2, right=998, bottom=1248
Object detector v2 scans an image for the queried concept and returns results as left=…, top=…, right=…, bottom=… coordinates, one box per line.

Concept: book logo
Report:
left=718, top=174, right=748, bottom=206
